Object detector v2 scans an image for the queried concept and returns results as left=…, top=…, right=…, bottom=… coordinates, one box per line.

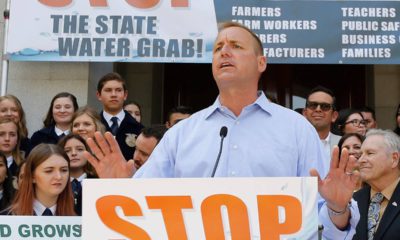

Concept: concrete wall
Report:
left=374, top=65, right=400, bottom=130
left=117, top=63, right=164, bottom=126
left=7, top=62, right=89, bottom=135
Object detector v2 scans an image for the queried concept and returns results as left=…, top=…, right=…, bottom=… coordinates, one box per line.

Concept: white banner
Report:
left=0, top=216, right=81, bottom=239
left=83, top=177, right=318, bottom=240
left=7, top=0, right=217, bottom=62
left=7, top=1, right=400, bottom=64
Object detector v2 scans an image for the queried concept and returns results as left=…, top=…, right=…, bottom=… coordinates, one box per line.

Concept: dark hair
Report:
left=124, top=100, right=141, bottom=110
left=167, top=106, right=193, bottom=123
left=58, top=134, right=97, bottom=177
left=0, top=152, right=16, bottom=211
left=97, top=72, right=126, bottom=93
left=338, top=133, right=365, bottom=156
left=334, top=108, right=364, bottom=135
left=294, top=108, right=304, bottom=115
left=305, top=86, right=337, bottom=111
left=218, top=21, right=263, bottom=56
left=359, top=106, right=376, bottom=120
left=10, top=144, right=75, bottom=216
left=141, top=125, right=167, bottom=144
left=43, top=92, right=79, bottom=127
left=58, top=134, right=88, bottom=150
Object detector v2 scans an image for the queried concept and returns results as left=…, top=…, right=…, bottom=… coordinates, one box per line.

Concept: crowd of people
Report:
left=300, top=86, right=400, bottom=239
left=0, top=73, right=177, bottom=216
left=0, top=21, right=399, bottom=239
left=301, top=86, right=400, bottom=175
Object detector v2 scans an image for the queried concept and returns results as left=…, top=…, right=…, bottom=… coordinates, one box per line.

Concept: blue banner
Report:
left=6, top=1, right=400, bottom=64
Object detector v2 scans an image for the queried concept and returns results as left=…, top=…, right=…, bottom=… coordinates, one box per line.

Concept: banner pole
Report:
left=1, top=0, right=11, bottom=96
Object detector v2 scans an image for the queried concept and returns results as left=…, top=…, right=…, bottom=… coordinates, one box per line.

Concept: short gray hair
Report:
left=366, top=129, right=400, bottom=153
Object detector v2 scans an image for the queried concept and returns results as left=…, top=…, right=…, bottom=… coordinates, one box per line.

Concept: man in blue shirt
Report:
left=85, top=22, right=360, bottom=239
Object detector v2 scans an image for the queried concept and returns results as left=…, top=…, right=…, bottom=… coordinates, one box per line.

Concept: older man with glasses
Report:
left=303, top=86, right=341, bottom=164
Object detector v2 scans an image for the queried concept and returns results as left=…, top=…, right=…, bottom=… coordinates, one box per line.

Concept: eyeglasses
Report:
left=305, top=101, right=333, bottom=111
left=345, top=119, right=367, bottom=127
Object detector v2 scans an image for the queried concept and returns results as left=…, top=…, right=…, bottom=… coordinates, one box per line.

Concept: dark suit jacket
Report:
left=30, top=125, right=61, bottom=151
left=100, top=110, right=144, bottom=160
left=353, top=182, right=400, bottom=240
left=73, top=174, right=97, bottom=216
left=20, top=137, right=31, bottom=156
left=8, top=160, right=18, bottom=177
left=0, top=191, right=15, bottom=213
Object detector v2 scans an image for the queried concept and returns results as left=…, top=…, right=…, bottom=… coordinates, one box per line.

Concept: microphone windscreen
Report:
left=220, top=126, right=228, bottom=138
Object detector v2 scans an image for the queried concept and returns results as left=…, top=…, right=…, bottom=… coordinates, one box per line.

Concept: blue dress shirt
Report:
left=135, top=92, right=327, bottom=178
left=134, top=92, right=357, bottom=239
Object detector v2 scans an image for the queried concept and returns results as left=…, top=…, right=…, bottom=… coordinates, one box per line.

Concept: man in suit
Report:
left=352, top=129, right=400, bottom=240
left=97, top=72, right=144, bottom=160
left=303, top=86, right=341, bottom=164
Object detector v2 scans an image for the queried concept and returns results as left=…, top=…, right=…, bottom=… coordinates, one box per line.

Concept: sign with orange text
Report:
left=82, top=177, right=318, bottom=239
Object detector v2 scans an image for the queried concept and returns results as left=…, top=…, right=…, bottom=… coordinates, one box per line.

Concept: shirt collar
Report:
left=6, top=156, right=13, bottom=168
left=204, top=91, right=272, bottom=120
left=71, top=173, right=87, bottom=182
left=371, top=177, right=400, bottom=201
left=54, top=126, right=70, bottom=136
left=33, top=199, right=57, bottom=216
left=321, top=132, right=331, bottom=143
left=103, top=110, right=125, bottom=126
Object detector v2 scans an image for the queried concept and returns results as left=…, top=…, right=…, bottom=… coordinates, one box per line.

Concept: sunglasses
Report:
left=306, top=101, right=333, bottom=111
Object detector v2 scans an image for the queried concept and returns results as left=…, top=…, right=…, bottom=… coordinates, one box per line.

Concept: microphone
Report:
left=211, top=126, right=228, bottom=177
